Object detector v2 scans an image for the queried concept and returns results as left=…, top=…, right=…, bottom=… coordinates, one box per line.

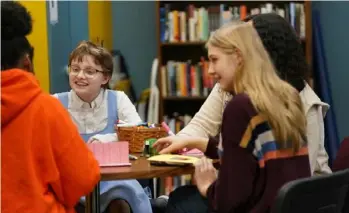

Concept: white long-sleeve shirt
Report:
left=178, top=83, right=332, bottom=175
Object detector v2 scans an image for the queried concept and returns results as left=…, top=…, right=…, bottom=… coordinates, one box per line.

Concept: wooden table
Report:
left=85, top=154, right=195, bottom=213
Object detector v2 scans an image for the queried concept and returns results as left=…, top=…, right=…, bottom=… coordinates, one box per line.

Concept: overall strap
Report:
left=56, top=92, right=69, bottom=109
left=84, top=90, right=118, bottom=137
left=107, top=90, right=118, bottom=124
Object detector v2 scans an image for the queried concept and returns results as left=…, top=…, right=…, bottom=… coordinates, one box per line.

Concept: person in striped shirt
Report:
left=153, top=21, right=311, bottom=213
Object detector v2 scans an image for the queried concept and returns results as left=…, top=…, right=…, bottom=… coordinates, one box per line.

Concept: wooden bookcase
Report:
left=155, top=1, right=313, bottom=126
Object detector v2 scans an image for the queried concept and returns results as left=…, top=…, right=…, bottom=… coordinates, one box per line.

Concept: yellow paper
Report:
left=147, top=154, right=200, bottom=166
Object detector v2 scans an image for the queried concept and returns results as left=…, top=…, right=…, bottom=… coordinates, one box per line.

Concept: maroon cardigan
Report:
left=204, top=94, right=311, bottom=213
left=332, top=137, right=349, bottom=172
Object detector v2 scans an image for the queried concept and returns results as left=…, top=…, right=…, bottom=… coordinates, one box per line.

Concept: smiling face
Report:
left=69, top=54, right=110, bottom=103
left=207, top=44, right=241, bottom=92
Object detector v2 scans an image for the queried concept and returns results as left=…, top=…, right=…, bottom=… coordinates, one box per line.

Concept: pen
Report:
left=129, top=154, right=138, bottom=160
left=161, top=122, right=175, bottom=136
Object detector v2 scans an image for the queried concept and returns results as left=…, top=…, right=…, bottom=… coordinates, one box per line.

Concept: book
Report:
left=147, top=154, right=200, bottom=166
left=161, top=60, right=214, bottom=98
left=87, top=141, right=131, bottom=167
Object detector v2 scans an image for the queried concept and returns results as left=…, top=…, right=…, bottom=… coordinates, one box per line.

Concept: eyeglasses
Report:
left=69, top=66, right=104, bottom=79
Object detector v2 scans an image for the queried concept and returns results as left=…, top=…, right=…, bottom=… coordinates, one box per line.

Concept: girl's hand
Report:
left=194, top=157, right=217, bottom=197
left=87, top=133, right=117, bottom=144
left=87, top=137, right=101, bottom=144
left=153, top=136, right=209, bottom=154
left=152, top=136, right=190, bottom=154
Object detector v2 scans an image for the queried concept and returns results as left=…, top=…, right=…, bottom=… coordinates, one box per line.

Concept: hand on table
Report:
left=152, top=136, right=190, bottom=154
left=153, top=136, right=209, bottom=154
left=87, top=133, right=117, bottom=144
left=87, top=138, right=101, bottom=144
left=153, top=136, right=208, bottom=154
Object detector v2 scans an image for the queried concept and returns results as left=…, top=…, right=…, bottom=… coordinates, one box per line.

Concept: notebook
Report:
left=147, top=154, right=200, bottom=166
left=87, top=142, right=131, bottom=167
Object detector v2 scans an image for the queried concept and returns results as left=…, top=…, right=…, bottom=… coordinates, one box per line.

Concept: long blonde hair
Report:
left=207, top=21, right=307, bottom=152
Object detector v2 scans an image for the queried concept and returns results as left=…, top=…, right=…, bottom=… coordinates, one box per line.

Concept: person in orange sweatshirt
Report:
left=1, top=2, right=101, bottom=213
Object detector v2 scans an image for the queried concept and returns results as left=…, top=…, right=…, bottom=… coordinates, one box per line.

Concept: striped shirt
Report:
left=204, top=93, right=311, bottom=213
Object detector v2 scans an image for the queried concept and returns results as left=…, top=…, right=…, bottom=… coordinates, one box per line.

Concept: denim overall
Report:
left=57, top=90, right=152, bottom=213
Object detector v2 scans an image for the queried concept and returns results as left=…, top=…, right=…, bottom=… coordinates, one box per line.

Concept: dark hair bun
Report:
left=1, top=1, right=32, bottom=40
left=243, top=13, right=308, bottom=92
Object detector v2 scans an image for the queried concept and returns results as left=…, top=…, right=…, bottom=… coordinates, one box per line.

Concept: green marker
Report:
left=144, top=138, right=158, bottom=157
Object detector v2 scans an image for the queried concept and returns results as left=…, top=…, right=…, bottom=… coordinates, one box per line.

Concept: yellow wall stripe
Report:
left=18, top=1, right=50, bottom=92
left=88, top=1, right=113, bottom=50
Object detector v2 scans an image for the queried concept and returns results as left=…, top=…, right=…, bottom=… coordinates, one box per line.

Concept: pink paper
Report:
left=87, top=142, right=131, bottom=167
left=180, top=148, right=204, bottom=157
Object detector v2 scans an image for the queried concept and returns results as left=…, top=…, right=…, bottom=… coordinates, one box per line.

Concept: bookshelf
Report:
left=156, top=1, right=313, bottom=126
left=155, top=1, right=312, bottom=194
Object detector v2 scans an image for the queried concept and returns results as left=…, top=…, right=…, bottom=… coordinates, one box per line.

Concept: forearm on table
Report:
left=187, top=137, right=209, bottom=153
left=91, top=133, right=118, bottom=143
left=182, top=135, right=219, bottom=159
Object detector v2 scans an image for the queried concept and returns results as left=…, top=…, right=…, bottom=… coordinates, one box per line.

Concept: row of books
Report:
left=160, top=2, right=305, bottom=43
left=160, top=59, right=214, bottom=97
left=158, top=114, right=193, bottom=195
left=163, top=114, right=193, bottom=134
left=159, top=175, right=192, bottom=196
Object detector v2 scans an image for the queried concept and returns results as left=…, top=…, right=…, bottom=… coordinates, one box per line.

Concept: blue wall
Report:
left=47, top=1, right=89, bottom=93
left=111, top=1, right=157, bottom=98
left=312, top=2, right=349, bottom=140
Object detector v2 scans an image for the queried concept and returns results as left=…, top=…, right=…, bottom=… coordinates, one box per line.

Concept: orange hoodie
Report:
left=1, top=69, right=101, bottom=213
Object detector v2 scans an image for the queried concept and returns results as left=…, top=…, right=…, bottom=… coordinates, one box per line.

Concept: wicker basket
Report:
left=116, top=125, right=168, bottom=153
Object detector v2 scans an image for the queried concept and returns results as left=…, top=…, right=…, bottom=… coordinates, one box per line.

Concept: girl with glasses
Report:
left=53, top=41, right=152, bottom=213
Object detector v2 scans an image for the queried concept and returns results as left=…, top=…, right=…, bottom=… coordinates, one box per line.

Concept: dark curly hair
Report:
left=243, top=13, right=309, bottom=92
left=1, top=1, right=34, bottom=71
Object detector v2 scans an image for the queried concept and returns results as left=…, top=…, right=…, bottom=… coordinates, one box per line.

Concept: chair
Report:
left=272, top=169, right=349, bottom=213
left=343, top=191, right=349, bottom=213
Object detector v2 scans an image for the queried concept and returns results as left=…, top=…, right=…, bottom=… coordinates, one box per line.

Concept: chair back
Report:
left=272, top=169, right=349, bottom=213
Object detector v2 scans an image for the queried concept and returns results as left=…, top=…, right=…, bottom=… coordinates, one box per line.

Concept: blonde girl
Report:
left=154, top=21, right=311, bottom=213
